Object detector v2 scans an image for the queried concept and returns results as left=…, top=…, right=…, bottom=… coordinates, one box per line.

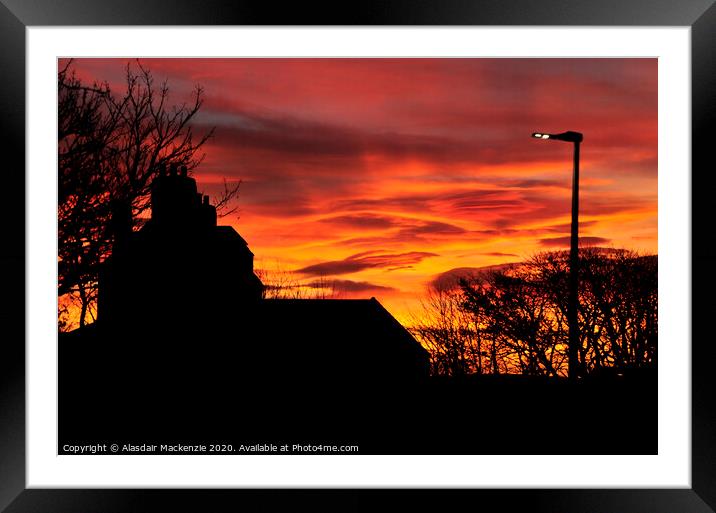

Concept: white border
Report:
left=27, top=27, right=691, bottom=488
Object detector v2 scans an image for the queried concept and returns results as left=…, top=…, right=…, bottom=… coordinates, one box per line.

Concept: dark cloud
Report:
left=337, top=235, right=398, bottom=247
left=442, top=189, right=526, bottom=212
left=319, top=214, right=399, bottom=230
left=196, top=109, right=461, bottom=166
left=481, top=252, right=519, bottom=257
left=195, top=91, right=658, bottom=179
left=538, top=236, right=611, bottom=248
left=296, top=250, right=438, bottom=277
left=386, top=265, right=415, bottom=272
left=306, top=279, right=396, bottom=293
left=441, top=189, right=652, bottom=233
left=71, top=59, right=657, bottom=196
left=580, top=196, right=654, bottom=217
left=499, top=179, right=566, bottom=189
left=327, top=189, right=652, bottom=236
left=320, top=214, right=467, bottom=247
left=399, top=220, right=466, bottom=237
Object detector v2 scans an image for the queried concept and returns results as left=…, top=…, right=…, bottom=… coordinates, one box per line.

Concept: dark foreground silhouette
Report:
left=59, top=339, right=656, bottom=454
left=58, top=167, right=656, bottom=455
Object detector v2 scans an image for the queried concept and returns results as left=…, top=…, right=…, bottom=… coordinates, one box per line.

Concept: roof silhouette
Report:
left=71, top=163, right=429, bottom=386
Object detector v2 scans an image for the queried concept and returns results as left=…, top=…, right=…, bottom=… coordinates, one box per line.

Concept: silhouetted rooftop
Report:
left=88, top=164, right=429, bottom=384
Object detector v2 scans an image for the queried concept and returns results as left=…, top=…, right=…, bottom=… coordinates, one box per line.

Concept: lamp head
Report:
left=532, top=131, right=583, bottom=143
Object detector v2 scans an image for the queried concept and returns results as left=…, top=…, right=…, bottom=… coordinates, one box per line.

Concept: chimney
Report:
left=200, top=194, right=217, bottom=228
left=150, top=162, right=199, bottom=226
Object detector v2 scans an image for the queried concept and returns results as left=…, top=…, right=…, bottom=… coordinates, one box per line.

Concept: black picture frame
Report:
left=1, top=1, right=714, bottom=511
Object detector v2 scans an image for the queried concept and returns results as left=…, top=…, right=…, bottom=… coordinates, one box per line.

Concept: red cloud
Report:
left=296, top=251, right=439, bottom=277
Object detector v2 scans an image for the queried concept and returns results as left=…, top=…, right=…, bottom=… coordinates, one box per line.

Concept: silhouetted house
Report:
left=73, top=164, right=428, bottom=395
left=98, top=164, right=263, bottom=326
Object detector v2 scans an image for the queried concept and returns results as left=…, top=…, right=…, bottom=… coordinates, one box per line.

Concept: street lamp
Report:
left=531, top=130, right=584, bottom=380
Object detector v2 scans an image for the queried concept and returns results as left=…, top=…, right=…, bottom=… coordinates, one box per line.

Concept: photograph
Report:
left=57, top=57, right=658, bottom=455
left=2, top=0, right=713, bottom=509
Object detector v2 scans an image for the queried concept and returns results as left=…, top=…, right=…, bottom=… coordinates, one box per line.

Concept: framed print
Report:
left=2, top=0, right=715, bottom=511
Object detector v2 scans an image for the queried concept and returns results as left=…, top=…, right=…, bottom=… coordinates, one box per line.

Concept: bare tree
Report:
left=212, top=177, right=242, bottom=218
left=461, top=268, right=566, bottom=377
left=413, top=248, right=657, bottom=377
left=58, top=60, right=217, bottom=329
left=255, top=260, right=339, bottom=300
left=409, top=280, right=495, bottom=377
left=577, top=248, right=658, bottom=369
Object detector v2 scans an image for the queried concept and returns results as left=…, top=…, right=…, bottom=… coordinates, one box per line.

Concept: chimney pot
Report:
left=203, top=195, right=210, bottom=205
left=180, top=165, right=188, bottom=177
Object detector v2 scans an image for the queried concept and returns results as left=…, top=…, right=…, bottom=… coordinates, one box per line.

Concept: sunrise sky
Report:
left=62, top=58, right=657, bottom=325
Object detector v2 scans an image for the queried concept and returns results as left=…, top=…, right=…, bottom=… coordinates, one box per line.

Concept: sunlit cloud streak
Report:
left=296, top=251, right=439, bottom=277
left=306, top=279, right=397, bottom=294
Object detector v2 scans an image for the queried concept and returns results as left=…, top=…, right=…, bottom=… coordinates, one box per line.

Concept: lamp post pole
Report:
left=532, top=131, right=583, bottom=380
left=568, top=138, right=581, bottom=381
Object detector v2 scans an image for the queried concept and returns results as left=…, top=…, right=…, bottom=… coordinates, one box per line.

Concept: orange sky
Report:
left=63, top=58, right=658, bottom=325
